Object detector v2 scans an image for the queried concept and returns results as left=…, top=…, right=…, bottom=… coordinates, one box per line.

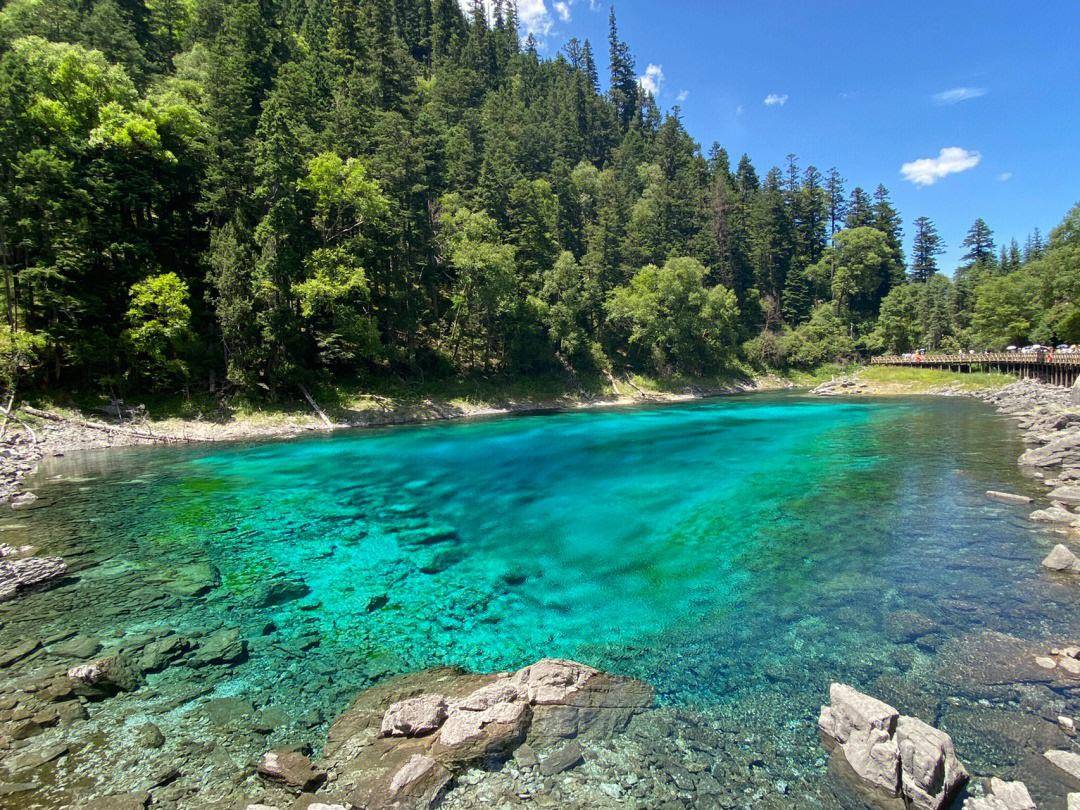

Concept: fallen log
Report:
left=20, top=406, right=189, bottom=443
left=298, top=384, right=334, bottom=428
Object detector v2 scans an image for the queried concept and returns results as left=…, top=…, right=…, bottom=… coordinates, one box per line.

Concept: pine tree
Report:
left=825, top=168, right=846, bottom=237
left=909, top=216, right=944, bottom=283
left=960, top=218, right=995, bottom=265
left=845, top=186, right=873, bottom=228
left=607, top=7, right=638, bottom=130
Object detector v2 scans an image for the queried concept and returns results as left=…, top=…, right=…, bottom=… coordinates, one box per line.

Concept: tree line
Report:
left=0, top=0, right=1076, bottom=398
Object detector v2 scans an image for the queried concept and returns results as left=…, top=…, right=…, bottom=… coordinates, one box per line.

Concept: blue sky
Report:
left=502, top=0, right=1080, bottom=271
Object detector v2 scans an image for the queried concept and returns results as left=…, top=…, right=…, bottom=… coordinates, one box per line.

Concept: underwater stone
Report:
left=67, top=654, right=141, bottom=696
left=1045, top=749, right=1080, bottom=781
left=254, top=575, right=311, bottom=607
left=190, top=627, right=246, bottom=665
left=985, top=491, right=1033, bottom=505
left=539, top=740, right=584, bottom=776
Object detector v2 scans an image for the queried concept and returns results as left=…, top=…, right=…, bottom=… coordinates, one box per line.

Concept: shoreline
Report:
left=0, top=375, right=797, bottom=504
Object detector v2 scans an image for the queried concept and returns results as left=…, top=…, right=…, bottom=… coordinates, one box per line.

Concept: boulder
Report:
left=431, top=695, right=531, bottom=762
left=896, top=715, right=968, bottom=810
left=0, top=555, right=67, bottom=601
left=67, top=654, right=142, bottom=696
left=819, top=683, right=900, bottom=795
left=256, top=750, right=326, bottom=792
left=820, top=684, right=968, bottom=808
left=1073, top=376, right=1080, bottom=407
left=1042, top=544, right=1080, bottom=573
left=962, top=778, right=1036, bottom=810
left=380, top=694, right=448, bottom=738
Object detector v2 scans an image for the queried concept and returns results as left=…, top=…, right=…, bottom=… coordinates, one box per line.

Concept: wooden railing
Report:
left=872, top=353, right=1080, bottom=367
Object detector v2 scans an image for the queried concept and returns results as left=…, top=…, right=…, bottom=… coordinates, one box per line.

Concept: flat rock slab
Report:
left=986, top=491, right=1034, bottom=505
left=539, top=741, right=584, bottom=776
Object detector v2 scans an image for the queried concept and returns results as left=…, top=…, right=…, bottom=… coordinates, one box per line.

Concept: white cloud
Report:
left=735, top=104, right=744, bottom=116
left=763, top=93, right=788, bottom=107
left=900, top=147, right=982, bottom=186
left=998, top=171, right=1013, bottom=182
left=458, top=0, right=554, bottom=37
left=676, top=89, right=689, bottom=103
left=638, top=64, right=664, bottom=97
left=553, top=1, right=571, bottom=22
left=933, top=86, right=987, bottom=105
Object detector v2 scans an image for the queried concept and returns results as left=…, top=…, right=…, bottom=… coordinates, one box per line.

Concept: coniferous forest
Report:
left=0, top=0, right=1077, bottom=399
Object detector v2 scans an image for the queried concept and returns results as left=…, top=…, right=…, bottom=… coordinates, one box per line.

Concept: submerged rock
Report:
left=67, top=654, right=142, bottom=696
left=819, top=683, right=967, bottom=810
left=1045, top=748, right=1080, bottom=781
left=986, top=491, right=1034, bottom=505
left=254, top=575, right=311, bottom=607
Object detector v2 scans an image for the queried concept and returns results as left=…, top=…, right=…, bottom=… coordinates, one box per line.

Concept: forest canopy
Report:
left=0, top=0, right=1074, bottom=397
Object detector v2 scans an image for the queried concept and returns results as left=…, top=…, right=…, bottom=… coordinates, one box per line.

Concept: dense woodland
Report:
left=0, top=0, right=1077, bottom=399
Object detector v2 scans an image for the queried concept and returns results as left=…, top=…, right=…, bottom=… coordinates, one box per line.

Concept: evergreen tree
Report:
left=909, top=216, right=944, bottom=283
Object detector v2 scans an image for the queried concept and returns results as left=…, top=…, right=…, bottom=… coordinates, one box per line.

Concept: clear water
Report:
left=2, top=392, right=1077, bottom=804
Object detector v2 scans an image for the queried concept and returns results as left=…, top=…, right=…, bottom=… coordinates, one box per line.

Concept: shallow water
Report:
left=2, top=392, right=1078, bottom=805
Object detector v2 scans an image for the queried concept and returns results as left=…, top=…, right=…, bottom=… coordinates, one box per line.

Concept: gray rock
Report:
left=820, top=684, right=967, bottom=808
left=256, top=750, right=326, bottom=792
left=539, top=741, right=584, bottom=776
left=0, top=555, right=67, bottom=601
left=1045, top=748, right=1080, bottom=780
left=986, top=491, right=1033, bottom=505
left=1042, top=544, right=1080, bottom=573
left=962, top=778, right=1035, bottom=810
left=896, top=715, right=968, bottom=810
left=1050, top=485, right=1080, bottom=506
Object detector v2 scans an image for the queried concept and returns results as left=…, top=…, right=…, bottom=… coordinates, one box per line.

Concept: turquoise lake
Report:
left=3, top=392, right=1079, bottom=805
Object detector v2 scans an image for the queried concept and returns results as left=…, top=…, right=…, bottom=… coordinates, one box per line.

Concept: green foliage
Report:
left=783, top=303, right=856, bottom=369
left=122, top=272, right=193, bottom=387
left=606, top=257, right=739, bottom=373
left=0, top=0, right=1070, bottom=396
left=0, top=326, right=46, bottom=391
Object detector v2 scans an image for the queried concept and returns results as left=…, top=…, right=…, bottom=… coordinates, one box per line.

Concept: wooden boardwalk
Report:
left=871, top=353, right=1080, bottom=386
